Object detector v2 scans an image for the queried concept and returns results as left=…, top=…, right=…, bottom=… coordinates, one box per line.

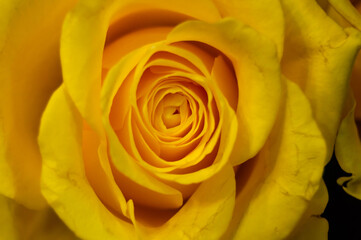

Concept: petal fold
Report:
left=211, top=0, right=284, bottom=59
left=329, top=0, right=361, bottom=31
left=335, top=94, right=361, bottom=200
left=281, top=0, right=361, bottom=156
left=39, top=86, right=135, bottom=239
left=133, top=164, right=236, bottom=240
left=231, top=80, right=326, bottom=239
left=287, top=180, right=329, bottom=240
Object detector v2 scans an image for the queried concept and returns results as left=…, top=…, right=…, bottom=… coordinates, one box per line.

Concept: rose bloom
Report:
left=324, top=0, right=361, bottom=201
left=0, top=0, right=360, bottom=239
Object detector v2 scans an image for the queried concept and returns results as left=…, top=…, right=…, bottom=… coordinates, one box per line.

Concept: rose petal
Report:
left=228, top=80, right=326, bottom=239
left=328, top=0, right=361, bottom=31
left=103, top=27, right=172, bottom=69
left=149, top=89, right=237, bottom=184
left=82, top=122, right=129, bottom=216
left=102, top=38, right=237, bottom=186
left=211, top=0, right=285, bottom=59
left=131, top=164, right=236, bottom=239
left=351, top=52, right=361, bottom=120
left=62, top=0, right=222, bottom=132
left=0, top=194, right=79, bottom=240
left=101, top=48, right=184, bottom=209
left=39, top=86, right=135, bottom=239
left=290, top=217, right=328, bottom=240
left=0, top=0, right=77, bottom=209
left=335, top=94, right=361, bottom=200
left=109, top=0, right=221, bottom=27
left=210, top=55, right=238, bottom=110
left=166, top=18, right=282, bottom=165
left=280, top=0, right=361, bottom=156
left=287, top=181, right=329, bottom=240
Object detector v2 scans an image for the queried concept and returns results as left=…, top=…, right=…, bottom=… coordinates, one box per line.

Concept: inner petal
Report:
left=162, top=106, right=181, bottom=128
left=161, top=93, right=187, bottom=129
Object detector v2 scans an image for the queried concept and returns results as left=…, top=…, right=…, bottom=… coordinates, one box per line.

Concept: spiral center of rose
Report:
left=157, top=93, right=188, bottom=129
left=92, top=22, right=239, bottom=215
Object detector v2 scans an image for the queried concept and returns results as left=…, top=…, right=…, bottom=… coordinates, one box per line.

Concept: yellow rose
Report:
left=321, top=0, right=361, bottom=201
left=349, top=0, right=361, bottom=123
left=1, top=0, right=360, bottom=239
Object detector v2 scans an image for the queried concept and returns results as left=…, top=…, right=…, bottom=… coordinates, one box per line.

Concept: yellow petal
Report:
left=132, top=164, right=236, bottom=240
left=281, top=0, right=361, bottom=156
left=102, top=45, right=184, bottom=209
left=102, top=39, right=238, bottom=186
left=287, top=180, right=329, bottom=240
left=290, top=217, right=328, bottom=240
left=0, top=194, right=16, bottom=239
left=109, top=0, right=221, bottom=26
left=210, top=54, right=238, bottom=110
left=103, top=26, right=172, bottom=69
left=329, top=0, right=361, bottom=31
left=211, top=0, right=285, bottom=59
left=166, top=18, right=282, bottom=166
left=61, top=0, right=221, bottom=133
left=39, top=86, right=136, bottom=239
left=82, top=123, right=130, bottom=216
left=351, top=51, right=361, bottom=120
left=335, top=94, right=361, bottom=200
left=0, top=0, right=77, bottom=209
left=0, top=194, right=79, bottom=240
left=231, top=80, right=326, bottom=239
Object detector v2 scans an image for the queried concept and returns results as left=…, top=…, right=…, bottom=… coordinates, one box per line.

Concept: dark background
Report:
left=322, top=131, right=361, bottom=240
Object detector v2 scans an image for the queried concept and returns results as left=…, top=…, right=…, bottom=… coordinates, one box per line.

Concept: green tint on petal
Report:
left=39, top=86, right=135, bottom=239
left=232, top=80, right=326, bottom=239
left=0, top=0, right=77, bottom=209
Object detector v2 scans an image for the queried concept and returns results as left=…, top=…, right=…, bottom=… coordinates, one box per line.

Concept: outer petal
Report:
left=0, top=0, right=77, bottom=209
left=318, top=1, right=361, bottom=121
left=329, top=0, right=361, bottom=200
left=0, top=194, right=78, bottom=240
left=0, top=195, right=16, bottom=239
left=39, top=86, right=136, bottom=239
left=351, top=52, right=361, bottom=120
left=211, top=0, right=285, bottom=59
left=335, top=94, right=361, bottom=200
left=287, top=181, right=329, bottom=240
left=132, top=164, right=236, bottom=240
left=227, top=80, right=326, bottom=239
left=280, top=0, right=361, bottom=156
left=166, top=18, right=282, bottom=165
